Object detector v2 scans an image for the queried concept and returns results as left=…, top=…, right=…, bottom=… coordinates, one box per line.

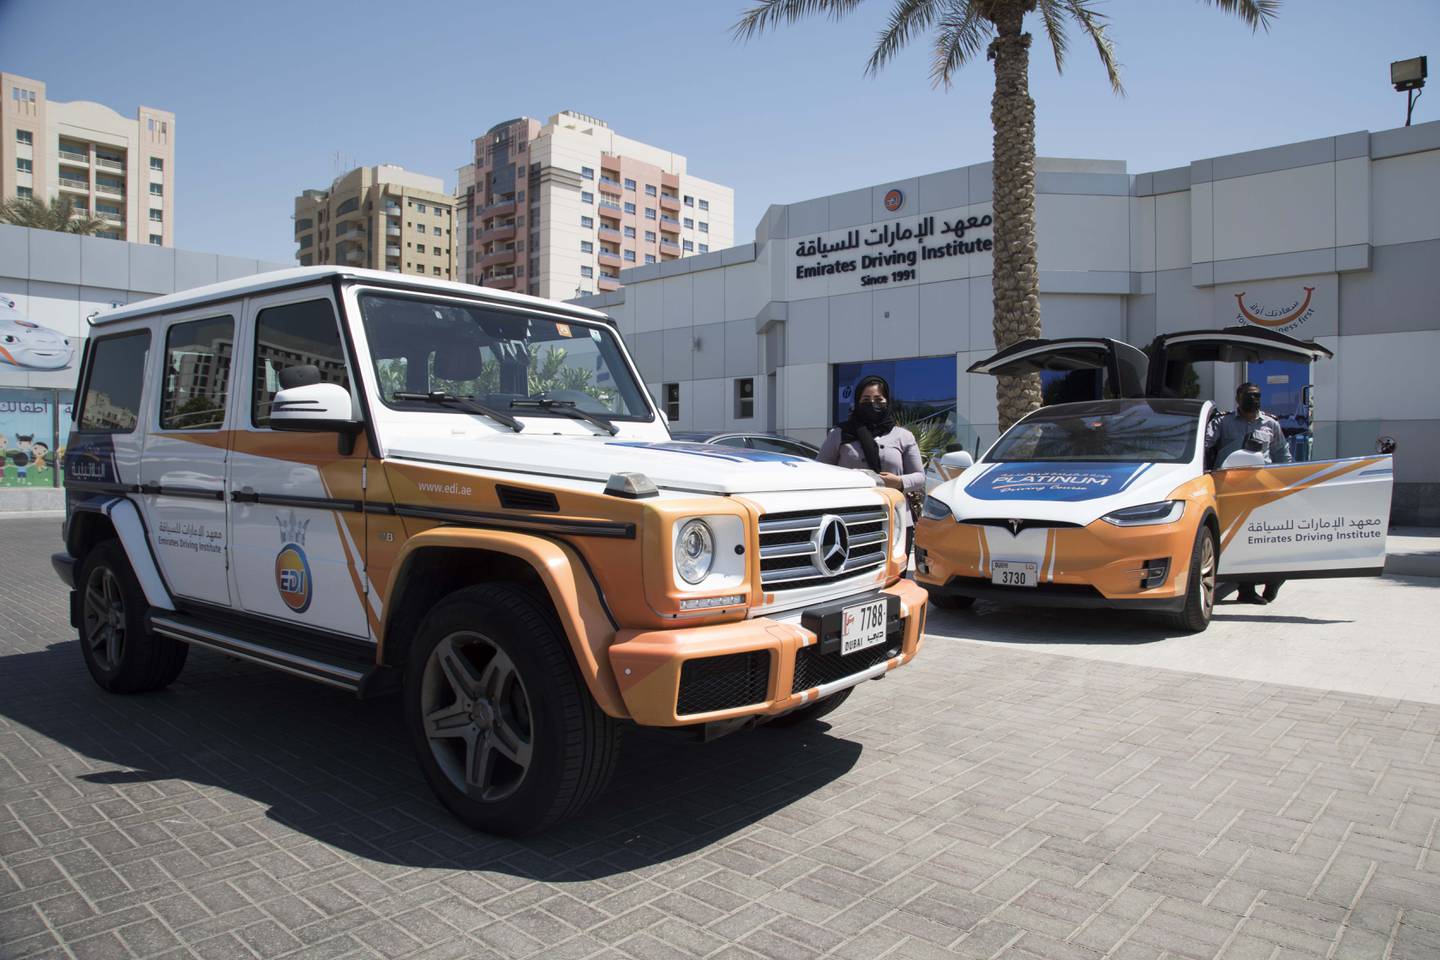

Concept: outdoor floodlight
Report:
left=1391, top=56, right=1427, bottom=126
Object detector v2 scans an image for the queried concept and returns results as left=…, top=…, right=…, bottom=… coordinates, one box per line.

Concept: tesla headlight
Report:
left=922, top=495, right=952, bottom=521
left=675, top=519, right=715, bottom=584
left=1101, top=500, right=1186, bottom=526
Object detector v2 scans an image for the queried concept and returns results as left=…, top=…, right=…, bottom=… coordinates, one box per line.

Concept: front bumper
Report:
left=608, top=578, right=928, bottom=726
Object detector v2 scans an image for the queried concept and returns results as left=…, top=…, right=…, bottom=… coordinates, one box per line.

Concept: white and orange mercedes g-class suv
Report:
left=52, top=267, right=926, bottom=833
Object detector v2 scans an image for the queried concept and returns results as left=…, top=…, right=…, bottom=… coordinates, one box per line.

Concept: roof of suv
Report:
left=90, top=266, right=613, bottom=327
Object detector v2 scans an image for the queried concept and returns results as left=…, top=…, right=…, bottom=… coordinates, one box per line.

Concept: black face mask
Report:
left=1239, top=395, right=1261, bottom=415
left=857, top=401, right=888, bottom=425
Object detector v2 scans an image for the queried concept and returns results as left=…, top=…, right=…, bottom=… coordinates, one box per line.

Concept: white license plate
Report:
left=991, top=560, right=1038, bottom=587
left=840, top=598, right=888, bottom=655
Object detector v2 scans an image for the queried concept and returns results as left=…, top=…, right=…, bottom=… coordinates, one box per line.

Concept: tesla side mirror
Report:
left=938, top=449, right=974, bottom=471
left=1377, top=435, right=1397, bottom=454
left=1219, top=449, right=1268, bottom=469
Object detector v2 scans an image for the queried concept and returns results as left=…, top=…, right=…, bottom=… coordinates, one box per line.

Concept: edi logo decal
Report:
left=966, top=462, right=1151, bottom=502
left=274, top=512, right=313, bottom=613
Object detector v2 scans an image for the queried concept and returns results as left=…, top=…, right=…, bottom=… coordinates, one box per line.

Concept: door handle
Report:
left=140, top=481, right=161, bottom=495
left=231, top=487, right=260, bottom=503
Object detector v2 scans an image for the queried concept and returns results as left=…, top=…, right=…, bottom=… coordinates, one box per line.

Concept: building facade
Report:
left=0, top=223, right=284, bottom=509
left=464, top=111, right=734, bottom=299
left=293, top=165, right=457, bottom=280
left=577, top=121, right=1440, bottom=524
left=2, top=71, right=175, bottom=246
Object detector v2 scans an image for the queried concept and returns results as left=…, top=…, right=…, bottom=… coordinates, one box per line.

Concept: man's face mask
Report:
left=1239, top=392, right=1262, bottom=414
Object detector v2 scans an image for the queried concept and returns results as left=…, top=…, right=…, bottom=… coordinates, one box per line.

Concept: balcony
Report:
left=386, top=246, right=400, bottom=257
left=598, top=176, right=623, bottom=195
left=383, top=204, right=402, bottom=217
left=660, top=237, right=680, bottom=251
left=597, top=249, right=622, bottom=268
left=386, top=225, right=401, bottom=237
left=479, top=248, right=517, bottom=269
left=95, top=155, right=124, bottom=171
left=600, top=154, right=621, bottom=174
left=597, top=275, right=620, bottom=292
left=478, top=223, right=515, bottom=244
left=659, top=194, right=680, bottom=212
left=485, top=273, right=517, bottom=291
left=597, top=200, right=624, bottom=218
left=96, top=209, right=124, bottom=224
left=58, top=176, right=89, bottom=193
left=95, top=182, right=125, bottom=198
left=659, top=216, right=680, bottom=233
left=597, top=225, right=622, bottom=241
left=58, top=149, right=89, bottom=165
left=344, top=248, right=366, bottom=264
left=482, top=197, right=516, bottom=217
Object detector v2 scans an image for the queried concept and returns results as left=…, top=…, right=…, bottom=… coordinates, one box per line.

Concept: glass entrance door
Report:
left=1246, top=359, right=1312, bottom=461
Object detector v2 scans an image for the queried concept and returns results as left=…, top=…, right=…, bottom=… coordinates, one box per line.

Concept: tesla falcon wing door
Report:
left=1145, top=325, right=1333, bottom=398
left=1214, top=454, right=1393, bottom=581
left=967, top=337, right=1148, bottom=400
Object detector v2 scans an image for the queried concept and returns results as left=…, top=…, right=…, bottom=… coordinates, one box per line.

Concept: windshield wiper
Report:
left=509, top=398, right=618, bottom=436
left=393, top=391, right=523, bottom=432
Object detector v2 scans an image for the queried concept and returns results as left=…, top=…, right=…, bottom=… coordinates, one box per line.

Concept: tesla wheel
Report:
left=1168, top=524, right=1218, bottom=633
left=928, top=592, right=975, bottom=611
left=404, top=583, right=620, bottom=835
left=77, top=540, right=188, bottom=693
left=766, top=687, right=853, bottom=728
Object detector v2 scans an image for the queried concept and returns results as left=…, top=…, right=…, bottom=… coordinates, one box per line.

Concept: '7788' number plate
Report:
left=840, top=598, right=888, bottom=655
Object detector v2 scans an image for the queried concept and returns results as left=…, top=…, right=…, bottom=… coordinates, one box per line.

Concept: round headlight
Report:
left=892, top=503, right=906, bottom=556
left=675, top=519, right=715, bottom=584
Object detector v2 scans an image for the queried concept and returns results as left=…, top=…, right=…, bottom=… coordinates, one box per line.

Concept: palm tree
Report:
left=0, top=195, right=107, bottom=235
left=735, top=0, right=1278, bottom=429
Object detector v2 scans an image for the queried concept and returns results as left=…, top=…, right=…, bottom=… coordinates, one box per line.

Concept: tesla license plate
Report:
left=991, top=560, right=1038, bottom=587
left=840, top=598, right=888, bottom=655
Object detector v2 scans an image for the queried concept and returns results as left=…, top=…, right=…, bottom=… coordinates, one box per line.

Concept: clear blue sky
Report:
left=3, top=0, right=1437, bottom=264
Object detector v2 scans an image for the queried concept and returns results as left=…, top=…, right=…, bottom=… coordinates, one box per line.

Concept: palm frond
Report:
left=865, top=0, right=944, bottom=76
left=731, top=0, right=867, bottom=42
left=1064, top=0, right=1123, bottom=94
left=1198, top=0, right=1281, bottom=32
left=928, top=0, right=990, bottom=89
left=1035, top=0, right=1070, bottom=74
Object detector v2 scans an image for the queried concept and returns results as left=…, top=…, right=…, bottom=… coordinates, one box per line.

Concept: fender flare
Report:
left=379, top=528, right=627, bottom=718
left=71, top=496, right=176, bottom=611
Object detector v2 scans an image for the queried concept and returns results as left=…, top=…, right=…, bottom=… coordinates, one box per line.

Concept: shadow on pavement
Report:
left=925, top=601, right=1182, bottom=645
left=1, top=640, right=861, bottom=880
left=1210, top=613, right=1352, bottom=625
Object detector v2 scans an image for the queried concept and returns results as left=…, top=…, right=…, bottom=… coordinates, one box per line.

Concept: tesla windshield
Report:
left=986, top=400, right=1200, bottom=464
left=357, top=292, right=650, bottom=420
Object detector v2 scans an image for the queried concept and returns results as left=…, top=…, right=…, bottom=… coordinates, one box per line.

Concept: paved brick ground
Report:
left=2, top=514, right=1438, bottom=960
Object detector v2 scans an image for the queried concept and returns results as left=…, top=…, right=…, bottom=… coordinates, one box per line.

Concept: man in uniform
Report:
left=1206, top=382, right=1292, bottom=604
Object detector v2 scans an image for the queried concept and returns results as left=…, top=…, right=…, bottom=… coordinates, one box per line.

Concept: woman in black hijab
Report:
left=817, top=375, right=925, bottom=553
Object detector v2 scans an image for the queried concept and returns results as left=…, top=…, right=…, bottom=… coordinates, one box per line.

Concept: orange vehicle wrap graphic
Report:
left=1214, top=457, right=1385, bottom=550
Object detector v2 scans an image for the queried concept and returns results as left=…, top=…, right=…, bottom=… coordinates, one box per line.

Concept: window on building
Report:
left=16, top=158, right=31, bottom=173
left=644, top=208, right=656, bottom=220
left=150, top=183, right=163, bottom=196
left=580, top=191, right=593, bottom=204
left=624, top=201, right=636, bottom=214
left=663, top=383, right=680, bottom=422
left=16, top=186, right=31, bottom=199
left=337, top=197, right=359, bottom=216
left=16, top=130, right=32, bottom=145
left=624, top=178, right=636, bottom=191
left=432, top=246, right=442, bottom=255
left=699, top=199, right=710, bottom=211
left=684, top=218, right=694, bottom=229
left=79, top=332, right=150, bottom=433
left=699, top=244, right=709, bottom=253
left=644, top=254, right=656, bottom=264
left=161, top=316, right=234, bottom=430
left=624, top=250, right=636, bottom=262
left=644, top=184, right=657, bottom=197
left=683, top=240, right=694, bottom=252
left=734, top=378, right=754, bottom=419
left=581, top=165, right=594, bottom=179
left=581, top=215, right=594, bottom=228
left=252, top=300, right=350, bottom=427
left=417, top=203, right=427, bottom=213
left=150, top=157, right=164, bottom=171
left=581, top=266, right=594, bottom=278
left=415, top=223, right=426, bottom=233
left=645, top=230, right=656, bottom=243
left=581, top=240, right=593, bottom=253
left=433, top=226, right=441, bottom=236
left=684, top=195, right=694, bottom=206
left=623, top=226, right=636, bottom=238
left=149, top=209, right=163, bottom=222
left=433, top=266, right=441, bottom=276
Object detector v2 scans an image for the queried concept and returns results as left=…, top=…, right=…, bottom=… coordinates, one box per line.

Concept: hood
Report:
left=388, top=434, right=879, bottom=495
left=933, top=459, right=1197, bottom=526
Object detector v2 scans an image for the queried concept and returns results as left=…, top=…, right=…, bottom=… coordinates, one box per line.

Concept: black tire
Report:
left=928, top=592, right=975, bottom=611
left=76, top=540, right=188, bottom=693
left=404, top=583, right=620, bottom=835
left=1167, top=523, right=1218, bottom=633
left=765, top=687, right=853, bottom=728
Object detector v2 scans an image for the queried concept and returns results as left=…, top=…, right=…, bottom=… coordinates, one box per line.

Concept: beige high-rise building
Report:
left=1, top=71, right=176, bottom=245
left=293, top=165, right=457, bottom=279
left=463, top=111, right=734, bottom=298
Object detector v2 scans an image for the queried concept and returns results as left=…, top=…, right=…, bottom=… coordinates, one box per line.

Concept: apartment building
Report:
left=463, top=111, right=734, bottom=299
left=293, top=165, right=456, bottom=279
left=1, top=71, right=175, bottom=245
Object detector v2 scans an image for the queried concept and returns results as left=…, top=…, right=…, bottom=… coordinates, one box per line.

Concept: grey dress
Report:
left=817, top=425, right=926, bottom=529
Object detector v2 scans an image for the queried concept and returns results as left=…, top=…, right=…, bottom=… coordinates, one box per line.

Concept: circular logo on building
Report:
left=883, top=189, right=904, bottom=212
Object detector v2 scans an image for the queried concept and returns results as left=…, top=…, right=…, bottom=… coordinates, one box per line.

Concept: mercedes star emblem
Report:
left=813, top=515, right=851, bottom=576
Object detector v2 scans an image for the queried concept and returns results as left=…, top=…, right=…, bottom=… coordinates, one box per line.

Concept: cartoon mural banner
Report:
left=1213, top=275, right=1338, bottom=338
left=0, top=292, right=78, bottom=374
left=0, top=388, right=74, bottom=488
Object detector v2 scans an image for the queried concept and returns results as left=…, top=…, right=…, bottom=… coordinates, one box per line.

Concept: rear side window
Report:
left=251, top=299, right=350, bottom=427
left=78, top=332, right=150, bottom=432
left=160, top=316, right=234, bottom=430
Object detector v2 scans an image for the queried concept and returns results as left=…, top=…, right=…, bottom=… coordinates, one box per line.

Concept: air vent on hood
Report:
left=496, top=485, right=560, bottom=513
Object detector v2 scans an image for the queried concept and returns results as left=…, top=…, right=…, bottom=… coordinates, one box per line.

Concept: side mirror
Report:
left=938, top=449, right=974, bottom=471
left=1219, top=448, right=1268, bottom=469
left=1377, top=435, right=1397, bottom=454
left=270, top=381, right=363, bottom=438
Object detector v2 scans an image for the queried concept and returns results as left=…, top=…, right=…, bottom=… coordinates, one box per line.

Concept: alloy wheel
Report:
left=1199, top=534, right=1216, bottom=619
left=83, top=566, right=126, bottom=670
left=420, top=633, right=534, bottom=802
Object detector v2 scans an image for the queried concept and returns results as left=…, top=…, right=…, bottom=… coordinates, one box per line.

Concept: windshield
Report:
left=986, top=401, right=1200, bottom=464
left=357, top=291, right=650, bottom=420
